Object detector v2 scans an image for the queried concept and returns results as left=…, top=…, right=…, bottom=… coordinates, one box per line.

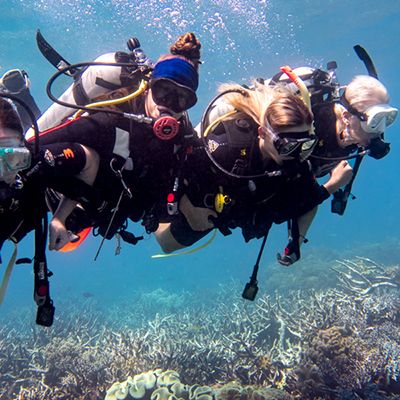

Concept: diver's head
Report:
left=146, top=32, right=201, bottom=120
left=0, top=97, right=31, bottom=184
left=340, top=75, right=398, bottom=146
left=259, top=91, right=315, bottom=164
left=147, top=56, right=199, bottom=119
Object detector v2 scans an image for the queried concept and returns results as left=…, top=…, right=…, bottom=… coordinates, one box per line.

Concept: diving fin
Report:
left=36, top=29, right=79, bottom=77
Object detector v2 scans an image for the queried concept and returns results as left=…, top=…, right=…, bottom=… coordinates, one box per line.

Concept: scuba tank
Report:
left=264, top=65, right=341, bottom=105
left=26, top=34, right=154, bottom=139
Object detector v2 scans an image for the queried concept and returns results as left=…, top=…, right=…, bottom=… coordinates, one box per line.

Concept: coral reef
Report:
left=104, top=369, right=292, bottom=400
left=0, top=257, right=399, bottom=400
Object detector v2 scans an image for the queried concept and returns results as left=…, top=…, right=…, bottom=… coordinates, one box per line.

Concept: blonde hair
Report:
left=345, top=75, right=389, bottom=113
left=219, top=82, right=313, bottom=130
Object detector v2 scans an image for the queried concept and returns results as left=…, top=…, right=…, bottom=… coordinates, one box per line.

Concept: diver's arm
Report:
left=155, top=195, right=217, bottom=253
left=322, top=160, right=353, bottom=194
left=33, top=112, right=117, bottom=154
left=49, top=145, right=99, bottom=250
left=178, top=194, right=217, bottom=232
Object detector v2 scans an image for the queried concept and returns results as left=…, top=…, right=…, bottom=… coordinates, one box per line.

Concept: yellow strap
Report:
left=151, top=229, right=218, bottom=259
left=72, top=79, right=149, bottom=119
left=0, top=242, right=17, bottom=306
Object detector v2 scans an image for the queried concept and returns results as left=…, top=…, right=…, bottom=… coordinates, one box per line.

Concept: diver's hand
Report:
left=186, top=207, right=217, bottom=231
left=179, top=194, right=217, bottom=231
left=49, top=217, right=79, bottom=251
left=323, top=160, right=353, bottom=194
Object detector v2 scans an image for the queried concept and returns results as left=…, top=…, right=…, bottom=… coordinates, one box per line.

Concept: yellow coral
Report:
left=157, top=370, right=181, bottom=387
left=151, top=386, right=172, bottom=400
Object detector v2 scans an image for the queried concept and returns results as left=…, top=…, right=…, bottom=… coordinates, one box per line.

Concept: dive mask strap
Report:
left=339, top=93, right=367, bottom=121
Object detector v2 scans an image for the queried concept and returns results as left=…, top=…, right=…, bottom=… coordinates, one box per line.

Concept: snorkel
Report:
left=280, top=65, right=314, bottom=136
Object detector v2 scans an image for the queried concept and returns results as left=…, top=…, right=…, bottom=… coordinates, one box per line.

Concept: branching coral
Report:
left=0, top=257, right=399, bottom=400
left=104, top=369, right=292, bottom=400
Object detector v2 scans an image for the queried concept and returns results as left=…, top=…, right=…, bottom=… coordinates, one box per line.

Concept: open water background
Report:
left=0, top=0, right=399, bottom=320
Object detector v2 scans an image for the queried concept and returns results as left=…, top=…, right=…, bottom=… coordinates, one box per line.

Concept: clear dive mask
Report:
left=359, top=104, right=398, bottom=134
left=0, top=147, right=31, bottom=176
left=0, top=69, right=30, bottom=94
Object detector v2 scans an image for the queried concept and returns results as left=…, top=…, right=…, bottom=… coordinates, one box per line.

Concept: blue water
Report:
left=0, top=0, right=398, bottom=300
left=0, top=1, right=399, bottom=389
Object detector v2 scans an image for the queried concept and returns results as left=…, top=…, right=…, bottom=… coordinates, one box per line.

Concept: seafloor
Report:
left=0, top=243, right=399, bottom=400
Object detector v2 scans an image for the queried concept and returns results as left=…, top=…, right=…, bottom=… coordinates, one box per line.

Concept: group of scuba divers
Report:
left=0, top=31, right=398, bottom=326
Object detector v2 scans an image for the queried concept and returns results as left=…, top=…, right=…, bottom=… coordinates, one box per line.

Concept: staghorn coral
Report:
left=0, top=257, right=399, bottom=399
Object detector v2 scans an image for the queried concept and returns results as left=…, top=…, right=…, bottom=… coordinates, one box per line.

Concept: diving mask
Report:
left=0, top=69, right=30, bottom=94
left=0, top=147, right=31, bottom=176
left=359, top=104, right=398, bottom=134
left=150, top=78, right=197, bottom=113
left=269, top=128, right=317, bottom=161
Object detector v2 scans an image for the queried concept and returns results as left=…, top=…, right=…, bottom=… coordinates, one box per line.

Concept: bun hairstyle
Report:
left=170, top=32, right=202, bottom=70
left=0, top=98, right=23, bottom=136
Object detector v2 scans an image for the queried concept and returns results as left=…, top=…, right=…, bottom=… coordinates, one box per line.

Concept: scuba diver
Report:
left=32, top=32, right=202, bottom=251
left=267, top=59, right=397, bottom=266
left=0, top=96, right=99, bottom=249
left=155, top=77, right=353, bottom=256
left=0, top=32, right=201, bottom=326
left=0, top=94, right=104, bottom=326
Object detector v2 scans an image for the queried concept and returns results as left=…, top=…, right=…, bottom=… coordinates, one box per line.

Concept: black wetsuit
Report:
left=169, top=117, right=330, bottom=245
left=0, top=141, right=88, bottom=253
left=35, top=102, right=192, bottom=237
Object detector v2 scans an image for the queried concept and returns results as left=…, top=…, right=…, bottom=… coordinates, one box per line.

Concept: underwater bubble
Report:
left=16, top=0, right=305, bottom=83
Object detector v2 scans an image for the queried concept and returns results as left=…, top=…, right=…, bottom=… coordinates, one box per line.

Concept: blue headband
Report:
left=152, top=58, right=199, bottom=92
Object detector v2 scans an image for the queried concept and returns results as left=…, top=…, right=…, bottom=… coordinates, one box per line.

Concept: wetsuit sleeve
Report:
left=269, top=169, right=330, bottom=225
left=34, top=113, right=118, bottom=158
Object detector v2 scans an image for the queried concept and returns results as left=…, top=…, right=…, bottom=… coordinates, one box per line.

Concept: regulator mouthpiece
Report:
left=153, top=114, right=180, bottom=140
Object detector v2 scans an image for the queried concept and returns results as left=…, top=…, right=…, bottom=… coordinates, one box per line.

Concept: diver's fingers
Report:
left=49, top=220, right=70, bottom=251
